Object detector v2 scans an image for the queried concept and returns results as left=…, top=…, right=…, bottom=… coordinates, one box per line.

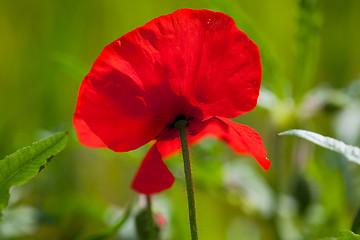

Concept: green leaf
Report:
left=321, top=230, right=360, bottom=239
left=278, top=129, right=360, bottom=164
left=0, top=132, right=68, bottom=220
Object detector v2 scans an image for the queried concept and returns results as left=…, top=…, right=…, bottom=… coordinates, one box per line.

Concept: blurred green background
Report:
left=1, top=0, right=360, bottom=239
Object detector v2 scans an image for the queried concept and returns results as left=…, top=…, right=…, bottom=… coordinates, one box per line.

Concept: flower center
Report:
left=174, top=114, right=187, bottom=122
left=167, top=114, right=191, bottom=129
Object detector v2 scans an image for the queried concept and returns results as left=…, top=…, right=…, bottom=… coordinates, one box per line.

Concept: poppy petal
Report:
left=157, top=135, right=181, bottom=159
left=74, top=71, right=168, bottom=152
left=188, top=117, right=270, bottom=170
left=131, top=143, right=175, bottom=194
left=130, top=9, right=262, bottom=118
left=73, top=112, right=106, bottom=148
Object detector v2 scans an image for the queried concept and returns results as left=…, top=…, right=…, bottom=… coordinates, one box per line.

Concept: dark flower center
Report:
left=167, top=114, right=193, bottom=129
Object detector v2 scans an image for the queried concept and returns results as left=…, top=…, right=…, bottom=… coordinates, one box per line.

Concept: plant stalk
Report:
left=175, top=119, right=198, bottom=240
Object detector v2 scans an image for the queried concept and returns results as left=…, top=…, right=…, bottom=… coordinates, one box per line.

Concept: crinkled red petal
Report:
left=73, top=72, right=168, bottom=152
left=130, top=9, right=262, bottom=118
left=189, top=117, right=270, bottom=170
left=131, top=143, right=175, bottom=194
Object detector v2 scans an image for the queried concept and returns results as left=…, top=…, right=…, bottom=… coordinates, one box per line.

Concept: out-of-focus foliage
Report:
left=0, top=0, right=360, bottom=239
left=84, top=204, right=132, bottom=240
left=322, top=230, right=360, bottom=240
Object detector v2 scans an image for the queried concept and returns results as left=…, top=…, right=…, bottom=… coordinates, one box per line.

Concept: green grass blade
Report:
left=278, top=129, right=360, bottom=164
left=84, top=204, right=132, bottom=240
left=0, top=132, right=68, bottom=219
left=293, top=0, right=322, bottom=101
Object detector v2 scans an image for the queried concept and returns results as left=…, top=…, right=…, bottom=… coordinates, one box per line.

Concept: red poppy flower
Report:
left=73, top=9, right=270, bottom=195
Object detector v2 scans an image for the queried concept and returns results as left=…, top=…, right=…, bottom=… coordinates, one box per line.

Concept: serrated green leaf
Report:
left=278, top=129, right=360, bottom=164
left=0, top=132, right=68, bottom=220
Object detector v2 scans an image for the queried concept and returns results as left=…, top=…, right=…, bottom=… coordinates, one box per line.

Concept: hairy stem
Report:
left=175, top=119, right=198, bottom=240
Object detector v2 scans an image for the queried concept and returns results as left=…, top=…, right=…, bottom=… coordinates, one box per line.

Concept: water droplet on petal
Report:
left=200, top=10, right=229, bottom=31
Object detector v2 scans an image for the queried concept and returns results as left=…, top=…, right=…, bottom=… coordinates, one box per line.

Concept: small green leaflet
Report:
left=0, top=132, right=68, bottom=220
left=278, top=129, right=360, bottom=165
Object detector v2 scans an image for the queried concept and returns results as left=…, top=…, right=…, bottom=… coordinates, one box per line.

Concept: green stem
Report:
left=146, top=195, right=156, bottom=240
left=175, top=119, right=198, bottom=240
